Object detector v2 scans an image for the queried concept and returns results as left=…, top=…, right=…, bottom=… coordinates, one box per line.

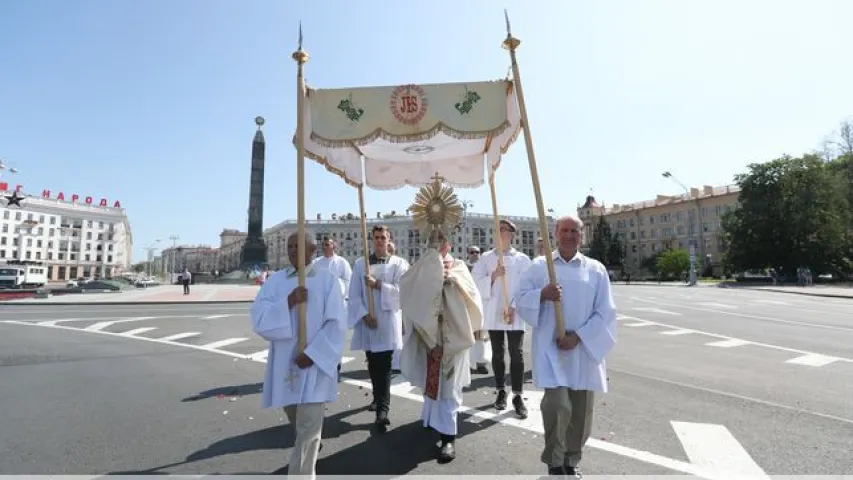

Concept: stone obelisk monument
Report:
left=240, top=116, right=269, bottom=270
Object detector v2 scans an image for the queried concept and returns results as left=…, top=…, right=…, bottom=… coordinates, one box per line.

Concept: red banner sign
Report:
left=0, top=183, right=121, bottom=208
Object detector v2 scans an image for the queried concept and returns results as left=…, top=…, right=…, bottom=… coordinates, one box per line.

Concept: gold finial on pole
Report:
left=502, top=9, right=521, bottom=51
left=293, top=21, right=309, bottom=353
left=292, top=21, right=309, bottom=64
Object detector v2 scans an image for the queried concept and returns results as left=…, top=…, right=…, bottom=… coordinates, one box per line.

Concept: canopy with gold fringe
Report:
left=289, top=11, right=567, bottom=351
left=297, top=80, right=522, bottom=189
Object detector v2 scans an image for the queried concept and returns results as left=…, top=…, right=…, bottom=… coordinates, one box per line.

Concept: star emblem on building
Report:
left=4, top=190, right=25, bottom=207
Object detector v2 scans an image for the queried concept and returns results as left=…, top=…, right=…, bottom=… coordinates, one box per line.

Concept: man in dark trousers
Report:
left=181, top=267, right=192, bottom=295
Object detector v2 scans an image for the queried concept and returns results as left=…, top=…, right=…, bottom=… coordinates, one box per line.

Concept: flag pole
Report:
left=292, top=23, right=309, bottom=353
left=502, top=11, right=566, bottom=339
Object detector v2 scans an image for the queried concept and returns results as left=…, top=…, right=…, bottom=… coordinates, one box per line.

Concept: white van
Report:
left=0, top=264, right=48, bottom=289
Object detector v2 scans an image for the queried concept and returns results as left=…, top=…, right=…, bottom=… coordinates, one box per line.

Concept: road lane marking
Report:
left=706, top=339, right=752, bottom=348
left=633, top=307, right=682, bottom=316
left=671, top=421, right=769, bottom=478
left=631, top=296, right=853, bottom=333
left=754, top=299, right=790, bottom=306
left=198, top=337, right=248, bottom=349
left=661, top=329, right=693, bottom=336
left=201, top=314, right=231, bottom=319
left=121, top=327, right=158, bottom=336
left=618, top=315, right=853, bottom=364
left=611, top=366, right=853, bottom=426
left=84, top=317, right=158, bottom=332
left=36, top=318, right=85, bottom=326
left=625, top=320, right=655, bottom=327
left=0, top=319, right=761, bottom=479
left=785, top=353, right=840, bottom=367
left=698, top=302, right=737, bottom=309
left=247, top=349, right=269, bottom=362
left=159, top=332, right=201, bottom=341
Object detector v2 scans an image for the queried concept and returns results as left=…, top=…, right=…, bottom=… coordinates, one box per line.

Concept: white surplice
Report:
left=250, top=265, right=347, bottom=408
left=472, top=247, right=532, bottom=332
left=312, top=254, right=352, bottom=304
left=514, top=251, right=617, bottom=393
left=348, top=255, right=408, bottom=353
left=399, top=251, right=483, bottom=435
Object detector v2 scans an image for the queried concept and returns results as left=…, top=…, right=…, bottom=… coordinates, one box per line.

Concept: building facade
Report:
left=158, top=245, right=218, bottom=274
left=577, top=184, right=740, bottom=275
left=1, top=187, right=133, bottom=281
left=217, top=211, right=555, bottom=271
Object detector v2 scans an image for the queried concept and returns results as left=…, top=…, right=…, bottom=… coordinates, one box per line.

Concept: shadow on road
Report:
left=105, top=397, right=504, bottom=475
left=181, top=382, right=263, bottom=402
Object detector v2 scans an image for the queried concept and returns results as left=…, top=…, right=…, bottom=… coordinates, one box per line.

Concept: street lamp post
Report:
left=167, top=235, right=179, bottom=283
left=662, top=171, right=698, bottom=286
left=145, top=239, right=162, bottom=278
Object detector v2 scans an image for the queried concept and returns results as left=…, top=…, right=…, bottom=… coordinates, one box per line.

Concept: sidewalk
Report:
left=726, top=284, right=853, bottom=299
left=1, top=284, right=260, bottom=305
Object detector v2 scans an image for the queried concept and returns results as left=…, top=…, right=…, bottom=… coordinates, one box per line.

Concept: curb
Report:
left=0, top=300, right=255, bottom=306
left=736, top=288, right=853, bottom=300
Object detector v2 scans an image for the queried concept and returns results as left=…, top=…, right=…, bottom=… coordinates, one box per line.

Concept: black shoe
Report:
left=475, top=364, right=489, bottom=374
left=548, top=465, right=566, bottom=476
left=437, top=441, right=455, bottom=463
left=512, top=393, right=528, bottom=419
left=391, top=369, right=401, bottom=375
left=495, top=389, right=508, bottom=410
left=564, top=465, right=582, bottom=478
left=375, top=411, right=390, bottom=433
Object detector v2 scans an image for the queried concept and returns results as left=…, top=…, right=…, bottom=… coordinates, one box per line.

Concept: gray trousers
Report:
left=540, top=387, right=595, bottom=468
left=283, top=402, right=325, bottom=478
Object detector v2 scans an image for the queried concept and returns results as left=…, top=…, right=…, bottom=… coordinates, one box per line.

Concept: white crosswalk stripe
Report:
left=159, top=331, right=201, bottom=341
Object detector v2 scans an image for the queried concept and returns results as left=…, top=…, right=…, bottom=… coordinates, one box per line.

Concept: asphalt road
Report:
left=1, top=285, right=851, bottom=476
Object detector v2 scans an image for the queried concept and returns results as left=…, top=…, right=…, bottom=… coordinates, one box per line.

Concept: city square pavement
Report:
left=0, top=285, right=851, bottom=476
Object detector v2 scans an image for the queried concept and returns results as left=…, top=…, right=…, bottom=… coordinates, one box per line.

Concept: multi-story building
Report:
left=577, top=184, right=740, bottom=275
left=217, top=229, right=247, bottom=272
left=217, top=211, right=555, bottom=271
left=0, top=186, right=133, bottom=281
left=158, top=245, right=218, bottom=274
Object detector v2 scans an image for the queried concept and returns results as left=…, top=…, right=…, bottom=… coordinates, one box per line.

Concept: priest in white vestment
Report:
left=311, top=236, right=353, bottom=304
left=387, top=241, right=406, bottom=373
left=515, top=214, right=617, bottom=478
left=311, top=236, right=353, bottom=377
left=466, top=245, right=490, bottom=375
left=400, top=230, right=483, bottom=462
left=348, top=225, right=408, bottom=431
left=472, top=218, right=533, bottom=418
left=250, top=232, right=347, bottom=479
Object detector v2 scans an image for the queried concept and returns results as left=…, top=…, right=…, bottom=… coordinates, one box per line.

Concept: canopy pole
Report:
left=357, top=184, right=376, bottom=320
left=502, top=12, right=565, bottom=339
left=487, top=171, right=513, bottom=324
left=292, top=24, right=309, bottom=353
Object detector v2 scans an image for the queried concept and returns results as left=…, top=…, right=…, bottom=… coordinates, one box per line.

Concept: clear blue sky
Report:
left=2, top=0, right=851, bottom=264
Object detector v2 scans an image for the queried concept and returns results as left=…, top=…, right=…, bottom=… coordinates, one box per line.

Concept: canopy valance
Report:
left=298, top=80, right=522, bottom=189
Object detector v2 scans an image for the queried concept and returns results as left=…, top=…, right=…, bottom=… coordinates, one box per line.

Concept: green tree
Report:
left=640, top=252, right=662, bottom=275
left=657, top=249, right=690, bottom=278
left=723, top=154, right=850, bottom=275
left=587, top=216, right=624, bottom=269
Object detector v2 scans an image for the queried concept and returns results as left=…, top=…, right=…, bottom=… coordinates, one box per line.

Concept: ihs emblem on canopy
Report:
left=409, top=173, right=464, bottom=242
